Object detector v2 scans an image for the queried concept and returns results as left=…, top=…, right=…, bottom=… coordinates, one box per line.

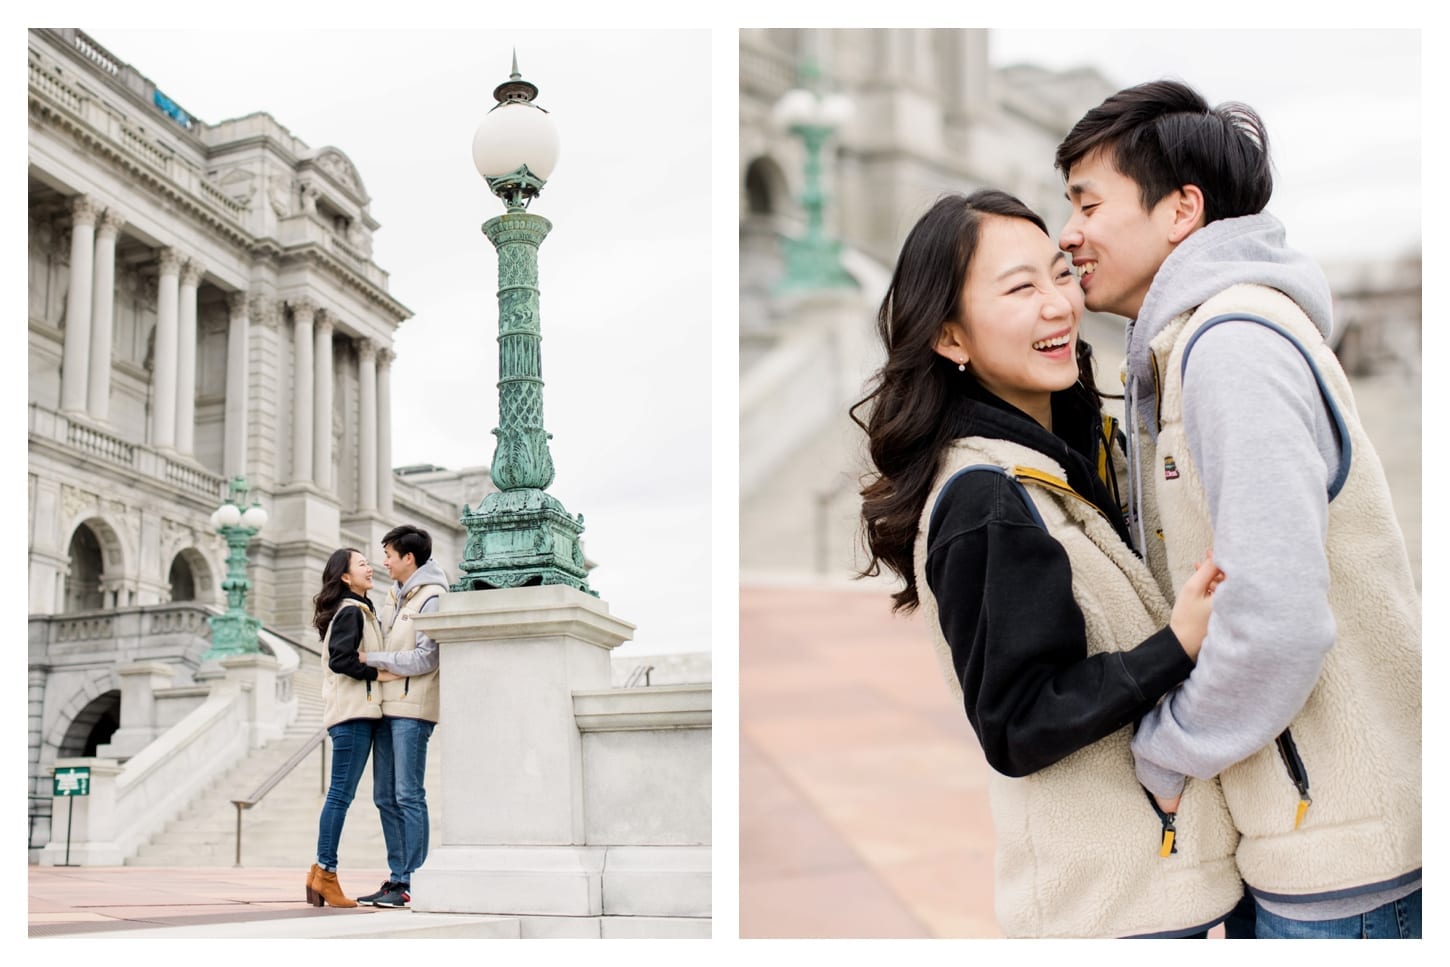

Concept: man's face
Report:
left=382, top=544, right=417, bottom=583
left=1058, top=148, right=1182, bottom=320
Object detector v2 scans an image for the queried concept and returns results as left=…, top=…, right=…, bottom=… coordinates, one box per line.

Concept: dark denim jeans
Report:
left=1255, top=889, right=1422, bottom=939
left=315, top=719, right=375, bottom=872
left=372, top=716, right=434, bottom=884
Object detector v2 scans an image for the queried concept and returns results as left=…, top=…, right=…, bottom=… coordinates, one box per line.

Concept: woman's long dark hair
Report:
left=312, top=547, right=362, bottom=640
left=850, top=190, right=1102, bottom=612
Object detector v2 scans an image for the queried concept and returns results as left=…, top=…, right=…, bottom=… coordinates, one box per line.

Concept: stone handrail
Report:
left=391, top=476, right=462, bottom=525
left=39, top=683, right=253, bottom=866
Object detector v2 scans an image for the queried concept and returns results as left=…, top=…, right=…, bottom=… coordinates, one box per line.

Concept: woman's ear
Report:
left=932, top=322, right=969, bottom=368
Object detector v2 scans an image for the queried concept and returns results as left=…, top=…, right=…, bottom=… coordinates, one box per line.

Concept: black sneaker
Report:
left=356, top=880, right=395, bottom=904
left=372, top=882, right=410, bottom=908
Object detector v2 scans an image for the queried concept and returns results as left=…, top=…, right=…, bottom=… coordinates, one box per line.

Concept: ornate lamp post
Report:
left=204, top=476, right=269, bottom=660
left=454, top=53, right=591, bottom=595
left=773, top=61, right=856, bottom=293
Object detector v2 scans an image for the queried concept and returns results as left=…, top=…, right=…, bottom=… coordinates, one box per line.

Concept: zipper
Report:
left=1142, top=785, right=1178, bottom=857
left=1275, top=729, right=1313, bottom=829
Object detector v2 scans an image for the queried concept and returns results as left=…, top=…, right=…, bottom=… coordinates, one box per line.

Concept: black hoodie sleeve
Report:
left=924, top=471, right=1193, bottom=778
left=326, top=606, right=378, bottom=681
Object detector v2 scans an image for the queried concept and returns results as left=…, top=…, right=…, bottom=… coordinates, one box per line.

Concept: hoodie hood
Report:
left=1127, top=212, right=1334, bottom=434
left=395, top=557, right=450, bottom=601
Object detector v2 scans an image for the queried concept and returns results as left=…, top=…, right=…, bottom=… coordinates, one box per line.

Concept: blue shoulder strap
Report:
left=1180, top=313, right=1352, bottom=501
left=929, top=464, right=1045, bottom=535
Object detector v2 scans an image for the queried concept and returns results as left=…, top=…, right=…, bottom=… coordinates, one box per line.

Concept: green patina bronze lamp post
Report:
left=773, top=60, right=857, bottom=293
left=454, top=53, right=591, bottom=595
left=204, top=476, right=269, bottom=659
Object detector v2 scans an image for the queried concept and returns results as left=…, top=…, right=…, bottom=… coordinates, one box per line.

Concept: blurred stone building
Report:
left=739, top=27, right=1420, bottom=582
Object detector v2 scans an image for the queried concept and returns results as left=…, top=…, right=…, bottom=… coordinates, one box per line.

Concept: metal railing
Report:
left=229, top=727, right=326, bottom=867
left=624, top=664, right=655, bottom=688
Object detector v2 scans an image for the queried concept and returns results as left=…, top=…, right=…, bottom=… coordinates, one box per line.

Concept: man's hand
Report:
left=1154, top=793, right=1182, bottom=814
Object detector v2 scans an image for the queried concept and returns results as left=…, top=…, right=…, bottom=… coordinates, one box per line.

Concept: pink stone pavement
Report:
left=740, top=582, right=1001, bottom=938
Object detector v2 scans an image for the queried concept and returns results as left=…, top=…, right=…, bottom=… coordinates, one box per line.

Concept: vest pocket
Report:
left=1142, top=784, right=1179, bottom=856
left=1275, top=729, right=1313, bottom=829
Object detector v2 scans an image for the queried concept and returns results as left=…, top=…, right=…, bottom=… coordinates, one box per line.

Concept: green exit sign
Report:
left=53, top=766, right=90, bottom=797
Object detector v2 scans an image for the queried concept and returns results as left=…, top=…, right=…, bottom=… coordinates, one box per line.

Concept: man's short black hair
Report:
left=1055, top=79, right=1273, bottom=224
left=382, top=524, right=431, bottom=569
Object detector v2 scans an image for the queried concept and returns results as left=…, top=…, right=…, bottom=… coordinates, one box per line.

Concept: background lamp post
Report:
left=455, top=53, right=591, bottom=595
left=773, top=60, right=856, bottom=293
left=204, top=476, right=268, bottom=660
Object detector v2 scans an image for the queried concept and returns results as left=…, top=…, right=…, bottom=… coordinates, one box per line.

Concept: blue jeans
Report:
left=1255, top=889, right=1421, bottom=939
left=315, top=719, right=375, bottom=871
left=372, top=716, right=434, bottom=883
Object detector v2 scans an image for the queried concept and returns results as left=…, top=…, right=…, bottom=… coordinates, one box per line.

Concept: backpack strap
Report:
left=1180, top=313, right=1352, bottom=500
left=929, top=464, right=1045, bottom=535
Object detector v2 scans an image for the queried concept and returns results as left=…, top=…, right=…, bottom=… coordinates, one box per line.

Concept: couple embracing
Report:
left=855, top=80, right=1421, bottom=939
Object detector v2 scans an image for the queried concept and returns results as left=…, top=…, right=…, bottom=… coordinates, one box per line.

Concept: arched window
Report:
left=58, top=690, right=121, bottom=758
left=64, top=524, right=105, bottom=612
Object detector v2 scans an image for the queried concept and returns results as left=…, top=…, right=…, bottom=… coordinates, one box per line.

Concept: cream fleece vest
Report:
left=378, top=583, right=445, bottom=723
left=913, top=435, right=1242, bottom=938
left=1145, top=284, right=1421, bottom=899
left=320, top=598, right=385, bottom=729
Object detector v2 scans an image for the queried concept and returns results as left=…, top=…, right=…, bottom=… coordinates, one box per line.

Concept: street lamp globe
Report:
left=472, top=52, right=559, bottom=210
left=214, top=502, right=242, bottom=529
left=242, top=505, right=269, bottom=530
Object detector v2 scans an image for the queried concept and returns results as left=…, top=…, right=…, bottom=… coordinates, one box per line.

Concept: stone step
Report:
left=72, top=912, right=523, bottom=940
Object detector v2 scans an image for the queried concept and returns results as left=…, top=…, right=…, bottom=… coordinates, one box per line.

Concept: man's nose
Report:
left=1058, top=217, right=1081, bottom=252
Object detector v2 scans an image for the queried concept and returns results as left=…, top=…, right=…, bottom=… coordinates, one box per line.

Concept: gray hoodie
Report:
left=1124, top=213, right=1343, bottom=799
left=367, top=556, right=450, bottom=677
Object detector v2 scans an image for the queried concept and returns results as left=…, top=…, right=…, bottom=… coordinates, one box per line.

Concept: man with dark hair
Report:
left=1055, top=80, right=1420, bottom=939
left=354, top=524, right=448, bottom=908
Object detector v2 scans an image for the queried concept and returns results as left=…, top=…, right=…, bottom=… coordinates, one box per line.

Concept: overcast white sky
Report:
left=83, top=28, right=715, bottom=658
left=990, top=29, right=1422, bottom=265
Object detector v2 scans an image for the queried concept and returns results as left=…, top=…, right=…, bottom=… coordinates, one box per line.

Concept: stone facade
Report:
left=26, top=28, right=487, bottom=851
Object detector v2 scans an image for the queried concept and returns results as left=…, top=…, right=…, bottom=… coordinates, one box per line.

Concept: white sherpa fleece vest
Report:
left=379, top=583, right=445, bottom=723
left=913, top=435, right=1242, bottom=938
left=321, top=598, right=385, bottom=729
left=1146, top=283, right=1421, bottom=900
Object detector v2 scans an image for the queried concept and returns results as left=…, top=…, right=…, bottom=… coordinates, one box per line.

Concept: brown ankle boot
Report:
left=305, top=864, right=322, bottom=906
left=313, top=868, right=358, bottom=908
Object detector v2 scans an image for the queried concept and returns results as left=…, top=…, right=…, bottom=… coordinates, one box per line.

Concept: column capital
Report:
left=180, top=259, right=205, bottom=287
left=70, top=195, right=100, bottom=226
left=158, top=248, right=183, bottom=275
left=315, top=310, right=335, bottom=334
left=96, top=208, right=126, bottom=237
left=227, top=290, right=249, bottom=317
left=289, top=297, right=317, bottom=323
left=378, top=346, right=396, bottom=367
left=357, top=338, right=378, bottom=362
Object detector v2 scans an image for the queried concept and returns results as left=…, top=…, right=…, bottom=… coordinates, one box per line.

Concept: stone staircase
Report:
left=127, top=648, right=443, bottom=870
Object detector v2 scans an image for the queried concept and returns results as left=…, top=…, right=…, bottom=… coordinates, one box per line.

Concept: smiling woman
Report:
left=849, top=189, right=1238, bottom=938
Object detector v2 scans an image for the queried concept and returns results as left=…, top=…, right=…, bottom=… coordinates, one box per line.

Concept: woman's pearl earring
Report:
left=958, top=359, right=967, bottom=372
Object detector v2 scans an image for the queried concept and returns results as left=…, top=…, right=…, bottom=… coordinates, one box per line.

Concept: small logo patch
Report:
left=1163, top=457, right=1180, bottom=480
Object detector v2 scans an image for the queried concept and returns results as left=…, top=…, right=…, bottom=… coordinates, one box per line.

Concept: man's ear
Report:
left=1168, top=184, right=1207, bottom=243
left=932, top=322, right=968, bottom=366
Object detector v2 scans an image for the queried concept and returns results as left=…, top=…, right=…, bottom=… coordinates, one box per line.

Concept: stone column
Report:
left=357, top=339, right=378, bottom=510
left=312, top=311, right=334, bottom=492
left=60, top=196, right=99, bottom=415
left=174, top=259, right=204, bottom=456
left=150, top=248, right=182, bottom=450
left=223, top=292, right=250, bottom=478
left=377, top=347, right=394, bottom=515
left=87, top=208, right=124, bottom=422
left=291, top=299, right=315, bottom=484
